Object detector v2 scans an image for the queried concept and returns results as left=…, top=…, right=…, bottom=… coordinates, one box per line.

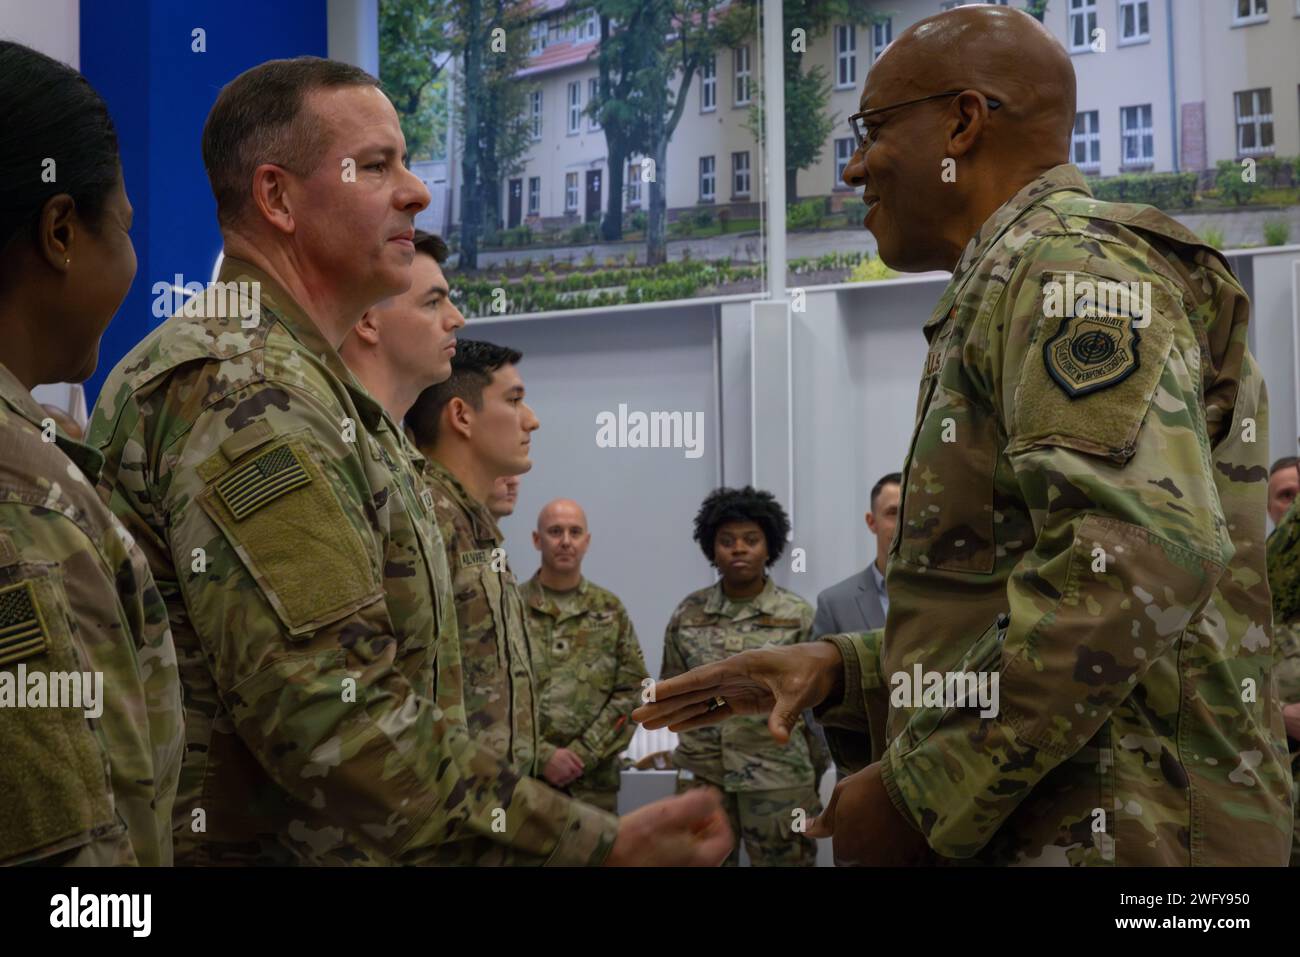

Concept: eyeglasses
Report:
left=848, top=90, right=1003, bottom=150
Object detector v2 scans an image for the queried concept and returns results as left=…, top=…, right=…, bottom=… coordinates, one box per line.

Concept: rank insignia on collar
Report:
left=1043, top=312, right=1140, bottom=399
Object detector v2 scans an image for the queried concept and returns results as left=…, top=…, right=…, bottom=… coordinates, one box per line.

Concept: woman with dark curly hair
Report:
left=659, top=486, right=823, bottom=866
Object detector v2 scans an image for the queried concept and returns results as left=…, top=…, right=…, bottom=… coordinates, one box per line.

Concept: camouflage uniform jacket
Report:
left=662, top=578, right=816, bottom=791
left=425, top=459, right=537, bottom=774
left=88, top=257, right=617, bottom=866
left=522, top=575, right=649, bottom=792
left=1266, top=499, right=1300, bottom=864
left=0, top=361, right=182, bottom=866
left=818, top=164, right=1291, bottom=865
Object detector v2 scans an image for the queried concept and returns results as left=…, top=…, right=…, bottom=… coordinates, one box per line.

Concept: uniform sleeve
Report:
left=567, top=603, right=649, bottom=767
left=114, top=380, right=616, bottom=866
left=812, top=630, right=888, bottom=774
left=659, top=605, right=687, bottom=681
left=0, top=507, right=179, bottom=867
left=879, top=239, right=1226, bottom=859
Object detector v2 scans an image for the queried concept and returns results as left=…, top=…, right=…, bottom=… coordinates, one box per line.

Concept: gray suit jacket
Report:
left=811, top=566, right=886, bottom=638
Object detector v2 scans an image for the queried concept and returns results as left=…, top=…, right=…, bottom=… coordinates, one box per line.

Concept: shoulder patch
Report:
left=215, top=443, right=312, bottom=521
left=1042, top=312, right=1140, bottom=398
left=0, top=581, right=49, bottom=667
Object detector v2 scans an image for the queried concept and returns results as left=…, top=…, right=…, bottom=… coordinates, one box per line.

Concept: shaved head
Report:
left=843, top=5, right=1077, bottom=273
left=533, top=498, right=591, bottom=585
left=870, top=5, right=1076, bottom=150
left=537, top=498, right=587, bottom=532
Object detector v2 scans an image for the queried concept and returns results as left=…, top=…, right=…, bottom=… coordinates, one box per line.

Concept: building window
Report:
left=701, top=55, right=716, bottom=112
left=530, top=90, right=542, bottom=141
left=834, top=25, right=856, bottom=89
left=528, top=176, right=540, bottom=215
left=1119, top=0, right=1149, bottom=43
left=567, top=81, right=581, bottom=134
left=1235, top=88, right=1274, bottom=155
left=1068, top=0, right=1097, bottom=52
left=872, top=18, right=892, bottom=61
left=578, top=10, right=598, bottom=40
left=734, top=46, right=751, bottom=106
left=530, top=21, right=546, bottom=56
left=627, top=159, right=641, bottom=207
left=1120, top=104, right=1153, bottom=165
left=1072, top=110, right=1101, bottom=171
left=1233, top=0, right=1268, bottom=24
left=834, top=137, right=855, bottom=185
left=699, top=156, right=715, bottom=202
left=565, top=172, right=578, bottom=211
left=548, top=18, right=563, bottom=44
left=588, top=78, right=601, bottom=130
left=732, top=151, right=751, bottom=197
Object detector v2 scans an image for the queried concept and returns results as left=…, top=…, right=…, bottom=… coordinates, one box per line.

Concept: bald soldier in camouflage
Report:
left=522, top=499, right=650, bottom=813
left=1265, top=460, right=1300, bottom=865
left=637, top=5, right=1291, bottom=866
left=90, top=59, right=730, bottom=867
left=402, top=340, right=541, bottom=774
left=662, top=487, right=821, bottom=866
left=0, top=40, right=183, bottom=866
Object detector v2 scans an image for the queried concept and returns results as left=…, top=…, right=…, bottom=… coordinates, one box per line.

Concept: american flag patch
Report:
left=215, top=443, right=312, bottom=521
left=0, top=581, right=49, bottom=667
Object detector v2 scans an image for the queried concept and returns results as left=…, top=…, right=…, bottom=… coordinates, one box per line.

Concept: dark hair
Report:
left=1271, top=456, right=1299, bottom=478
left=414, top=229, right=449, bottom=265
left=693, top=486, right=790, bottom=567
left=202, top=57, right=380, bottom=228
left=870, top=472, right=902, bottom=511
left=0, top=41, right=121, bottom=255
left=405, top=339, right=523, bottom=449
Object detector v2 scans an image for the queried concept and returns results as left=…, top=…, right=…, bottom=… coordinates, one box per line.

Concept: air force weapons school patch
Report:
left=1041, top=273, right=1146, bottom=398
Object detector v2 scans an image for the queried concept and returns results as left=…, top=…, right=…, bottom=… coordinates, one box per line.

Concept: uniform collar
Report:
left=218, top=256, right=388, bottom=433
left=0, top=361, right=104, bottom=482
left=423, top=457, right=503, bottom=544
left=705, top=575, right=778, bottom=619
left=923, top=164, right=1092, bottom=341
left=526, top=574, right=590, bottom=620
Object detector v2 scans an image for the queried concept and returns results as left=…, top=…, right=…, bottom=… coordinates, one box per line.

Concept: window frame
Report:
left=732, top=150, right=751, bottom=199
left=588, top=78, right=601, bottom=131
left=1232, top=0, right=1269, bottom=26
left=1118, top=0, right=1150, bottom=45
left=1234, top=87, right=1275, bottom=156
left=699, top=155, right=716, bottom=202
left=734, top=46, right=751, bottom=107
left=701, top=54, right=717, bottom=112
left=567, top=80, right=581, bottom=135
left=1071, top=109, right=1101, bottom=172
left=527, top=176, right=540, bottom=216
left=564, top=171, right=579, bottom=212
left=834, top=24, right=856, bottom=90
left=530, top=89, right=543, bottom=141
left=1068, top=0, right=1099, bottom=53
left=871, top=18, right=892, bottom=61
left=1119, top=103, right=1154, bottom=166
left=833, top=136, right=855, bottom=187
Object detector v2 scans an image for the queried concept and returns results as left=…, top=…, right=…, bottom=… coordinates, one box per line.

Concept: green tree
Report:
left=1025, top=1, right=1050, bottom=22
left=378, top=0, right=451, bottom=159
left=734, top=0, right=877, bottom=201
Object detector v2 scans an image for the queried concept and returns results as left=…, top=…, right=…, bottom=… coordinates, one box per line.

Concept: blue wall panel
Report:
left=80, top=0, right=327, bottom=407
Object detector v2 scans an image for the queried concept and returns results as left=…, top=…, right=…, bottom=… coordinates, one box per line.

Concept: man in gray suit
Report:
left=812, top=472, right=900, bottom=637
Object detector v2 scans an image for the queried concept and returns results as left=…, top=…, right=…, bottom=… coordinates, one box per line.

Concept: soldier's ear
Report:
left=351, top=311, right=381, bottom=346
left=444, top=396, right=473, bottom=441
left=249, top=163, right=296, bottom=235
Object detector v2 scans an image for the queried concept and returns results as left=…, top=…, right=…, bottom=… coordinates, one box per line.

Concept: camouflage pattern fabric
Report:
left=0, top=361, right=182, bottom=866
left=1266, top=499, right=1300, bottom=865
left=522, top=575, right=649, bottom=802
left=675, top=772, right=816, bottom=867
left=88, top=258, right=618, bottom=866
left=662, top=578, right=821, bottom=800
left=824, top=164, right=1291, bottom=866
left=425, top=459, right=537, bottom=774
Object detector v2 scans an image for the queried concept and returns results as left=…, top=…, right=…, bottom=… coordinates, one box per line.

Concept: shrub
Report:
left=1086, top=171, right=1198, bottom=209
left=1214, top=160, right=1255, bottom=206
left=787, top=197, right=828, bottom=230
left=1263, top=219, right=1291, bottom=246
left=848, top=255, right=898, bottom=283
left=691, top=207, right=715, bottom=229
left=629, top=210, right=648, bottom=231
left=1200, top=227, right=1226, bottom=249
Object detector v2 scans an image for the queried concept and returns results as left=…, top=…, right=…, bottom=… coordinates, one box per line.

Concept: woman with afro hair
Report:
left=659, top=486, right=824, bottom=866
